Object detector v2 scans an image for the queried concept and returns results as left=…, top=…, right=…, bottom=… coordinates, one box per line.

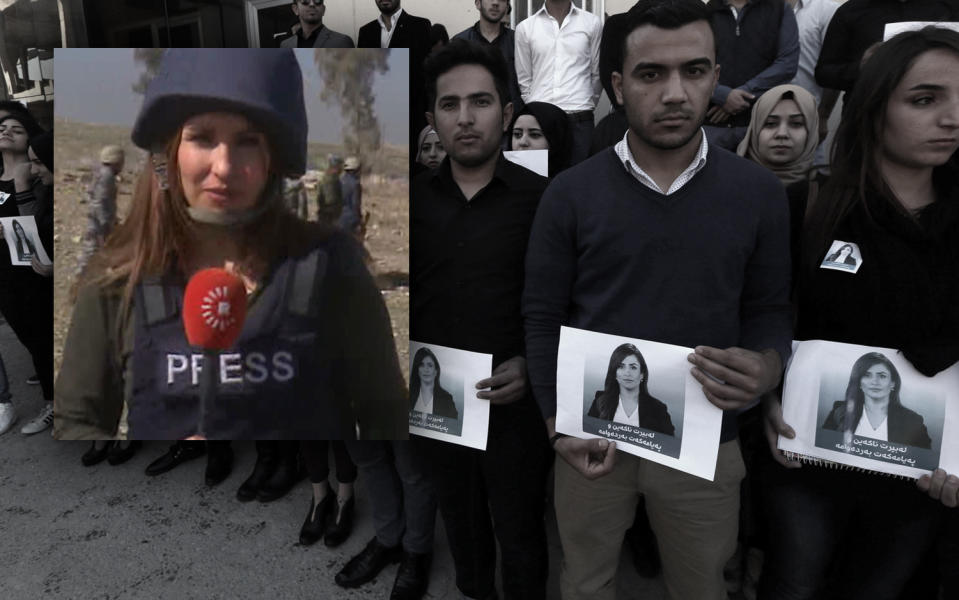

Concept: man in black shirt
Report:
left=279, top=0, right=354, bottom=48
left=411, top=39, right=552, bottom=600
left=452, top=0, right=524, bottom=114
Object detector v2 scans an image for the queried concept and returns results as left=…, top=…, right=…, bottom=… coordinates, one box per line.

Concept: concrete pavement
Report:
left=0, top=321, right=665, bottom=599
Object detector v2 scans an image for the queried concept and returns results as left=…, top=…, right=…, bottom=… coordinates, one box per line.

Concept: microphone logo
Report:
left=200, top=286, right=238, bottom=332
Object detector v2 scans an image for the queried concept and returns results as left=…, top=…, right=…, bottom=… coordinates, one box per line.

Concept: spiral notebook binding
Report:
left=783, top=451, right=914, bottom=481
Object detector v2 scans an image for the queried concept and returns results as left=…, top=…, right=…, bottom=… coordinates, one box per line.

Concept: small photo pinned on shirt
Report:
left=820, top=240, right=862, bottom=274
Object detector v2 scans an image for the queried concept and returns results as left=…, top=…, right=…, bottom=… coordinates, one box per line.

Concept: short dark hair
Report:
left=424, top=38, right=511, bottom=112
left=619, top=0, right=714, bottom=72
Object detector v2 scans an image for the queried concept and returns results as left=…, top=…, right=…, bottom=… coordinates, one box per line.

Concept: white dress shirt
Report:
left=614, top=130, right=710, bottom=195
left=379, top=7, right=404, bottom=48
left=855, top=412, right=889, bottom=442
left=514, top=4, right=603, bottom=112
left=613, top=397, right=640, bottom=427
left=790, top=0, right=840, bottom=101
left=413, top=388, right=434, bottom=415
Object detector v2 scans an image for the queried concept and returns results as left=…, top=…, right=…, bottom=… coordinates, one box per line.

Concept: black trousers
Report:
left=301, top=440, right=357, bottom=484
left=419, top=397, right=551, bottom=600
left=0, top=270, right=52, bottom=400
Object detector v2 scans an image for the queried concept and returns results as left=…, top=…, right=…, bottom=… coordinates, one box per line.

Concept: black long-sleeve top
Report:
left=411, top=154, right=547, bottom=369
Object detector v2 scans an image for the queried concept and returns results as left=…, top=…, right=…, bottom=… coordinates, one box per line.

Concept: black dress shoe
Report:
left=324, top=495, right=354, bottom=548
left=81, top=441, right=113, bottom=467
left=335, top=537, right=402, bottom=588
left=256, top=458, right=304, bottom=502
left=299, top=492, right=335, bottom=546
left=390, top=551, right=431, bottom=600
left=205, top=445, right=234, bottom=486
left=107, top=440, right=142, bottom=466
left=236, top=452, right=278, bottom=502
left=145, top=442, right=206, bottom=477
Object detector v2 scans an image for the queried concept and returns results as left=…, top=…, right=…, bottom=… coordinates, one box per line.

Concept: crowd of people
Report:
left=405, top=0, right=958, bottom=599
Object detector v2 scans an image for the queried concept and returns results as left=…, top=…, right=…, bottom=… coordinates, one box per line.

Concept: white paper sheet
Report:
left=408, top=341, right=492, bottom=450
left=556, top=326, right=724, bottom=481
left=0, top=215, right=50, bottom=267
left=503, top=149, right=548, bottom=177
left=779, top=339, right=959, bottom=478
left=884, top=21, right=959, bottom=41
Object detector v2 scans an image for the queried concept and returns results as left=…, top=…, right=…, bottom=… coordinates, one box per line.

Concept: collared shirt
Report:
left=855, top=413, right=888, bottom=442
left=411, top=154, right=548, bottom=367
left=790, top=0, right=840, bottom=101
left=297, top=24, right=324, bottom=48
left=614, top=130, right=709, bottom=195
left=613, top=398, right=640, bottom=428
left=514, top=4, right=603, bottom=112
left=413, top=391, right=434, bottom=415
left=379, top=7, right=403, bottom=48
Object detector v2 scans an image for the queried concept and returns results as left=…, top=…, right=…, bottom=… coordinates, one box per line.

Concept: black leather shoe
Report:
left=390, top=551, right=431, bottom=600
left=256, top=457, right=304, bottom=502
left=299, top=492, right=335, bottom=546
left=205, top=445, right=234, bottom=486
left=324, top=495, right=354, bottom=548
left=335, top=537, right=402, bottom=588
left=145, top=442, right=205, bottom=476
left=236, top=452, right=278, bottom=502
left=81, top=441, right=112, bottom=467
left=107, top=440, right=142, bottom=466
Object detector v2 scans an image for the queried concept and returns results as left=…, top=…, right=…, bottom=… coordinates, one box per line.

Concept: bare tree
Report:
left=132, top=48, right=165, bottom=95
left=314, top=49, right=390, bottom=174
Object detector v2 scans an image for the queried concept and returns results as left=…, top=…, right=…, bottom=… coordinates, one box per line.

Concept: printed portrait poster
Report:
left=0, top=215, right=50, bottom=267
left=556, top=327, right=724, bottom=481
left=408, top=341, right=492, bottom=450
left=779, top=339, right=959, bottom=478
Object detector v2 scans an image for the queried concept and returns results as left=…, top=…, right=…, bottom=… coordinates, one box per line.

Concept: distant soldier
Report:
left=338, top=156, right=364, bottom=241
left=282, top=176, right=309, bottom=220
left=315, top=153, right=344, bottom=225
left=76, top=145, right=123, bottom=276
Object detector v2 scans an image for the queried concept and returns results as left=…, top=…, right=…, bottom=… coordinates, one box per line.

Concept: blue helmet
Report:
left=131, top=48, right=308, bottom=176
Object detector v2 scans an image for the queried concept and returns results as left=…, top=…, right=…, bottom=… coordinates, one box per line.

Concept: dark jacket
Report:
left=411, top=386, right=458, bottom=420
left=358, top=10, right=432, bottom=167
left=357, top=10, right=431, bottom=49
left=587, top=391, right=675, bottom=437
left=822, top=401, right=932, bottom=449
left=280, top=25, right=354, bottom=48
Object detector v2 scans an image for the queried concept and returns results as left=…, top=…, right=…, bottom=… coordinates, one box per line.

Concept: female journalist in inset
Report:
left=409, top=346, right=457, bottom=419
left=822, top=352, right=931, bottom=449
left=53, top=48, right=406, bottom=441
left=587, top=343, right=674, bottom=436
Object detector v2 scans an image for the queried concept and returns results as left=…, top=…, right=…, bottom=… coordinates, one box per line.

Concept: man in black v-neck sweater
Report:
left=523, top=1, right=793, bottom=598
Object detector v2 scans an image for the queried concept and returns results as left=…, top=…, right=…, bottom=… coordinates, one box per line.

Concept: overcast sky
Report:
left=53, top=48, right=409, bottom=146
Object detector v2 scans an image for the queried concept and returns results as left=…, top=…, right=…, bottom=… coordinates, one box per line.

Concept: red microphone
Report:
left=183, top=268, right=247, bottom=350
left=182, top=268, right=248, bottom=438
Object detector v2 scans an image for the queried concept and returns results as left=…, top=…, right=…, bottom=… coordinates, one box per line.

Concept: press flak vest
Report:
left=127, top=247, right=355, bottom=439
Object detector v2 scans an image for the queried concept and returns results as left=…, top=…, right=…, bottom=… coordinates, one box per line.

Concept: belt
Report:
left=566, top=110, right=594, bottom=123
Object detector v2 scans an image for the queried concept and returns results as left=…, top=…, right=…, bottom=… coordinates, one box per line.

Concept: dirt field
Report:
left=53, top=119, right=409, bottom=381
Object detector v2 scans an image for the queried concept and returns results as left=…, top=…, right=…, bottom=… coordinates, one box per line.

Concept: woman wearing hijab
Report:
left=507, top=101, right=572, bottom=178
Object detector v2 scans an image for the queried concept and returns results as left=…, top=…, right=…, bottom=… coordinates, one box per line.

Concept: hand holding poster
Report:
left=408, top=341, right=492, bottom=450
left=0, top=215, right=50, bottom=267
left=779, top=340, right=959, bottom=478
left=556, top=327, right=724, bottom=481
